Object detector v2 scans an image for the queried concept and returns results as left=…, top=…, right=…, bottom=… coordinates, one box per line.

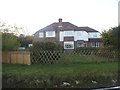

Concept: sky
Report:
left=0, top=0, right=119, bottom=35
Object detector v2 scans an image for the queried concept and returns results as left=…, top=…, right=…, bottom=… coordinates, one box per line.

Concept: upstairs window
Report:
left=39, top=32, right=44, bottom=38
left=46, top=31, right=55, bottom=37
left=64, top=31, right=74, bottom=36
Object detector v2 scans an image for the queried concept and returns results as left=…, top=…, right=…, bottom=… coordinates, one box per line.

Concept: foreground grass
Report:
left=2, top=62, right=119, bottom=88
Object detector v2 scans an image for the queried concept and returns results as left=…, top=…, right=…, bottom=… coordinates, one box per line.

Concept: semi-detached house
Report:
left=33, top=18, right=102, bottom=50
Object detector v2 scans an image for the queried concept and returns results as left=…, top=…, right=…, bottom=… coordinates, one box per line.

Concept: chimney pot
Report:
left=59, top=18, right=62, bottom=22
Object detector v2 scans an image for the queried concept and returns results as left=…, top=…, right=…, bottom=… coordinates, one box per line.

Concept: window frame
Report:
left=64, top=41, right=74, bottom=49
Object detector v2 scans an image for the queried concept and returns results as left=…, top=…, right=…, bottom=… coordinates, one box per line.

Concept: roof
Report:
left=78, top=27, right=98, bottom=32
left=37, top=22, right=80, bottom=32
left=35, top=19, right=98, bottom=33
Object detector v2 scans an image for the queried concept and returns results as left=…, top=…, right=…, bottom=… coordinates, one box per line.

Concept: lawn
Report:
left=2, top=61, right=119, bottom=88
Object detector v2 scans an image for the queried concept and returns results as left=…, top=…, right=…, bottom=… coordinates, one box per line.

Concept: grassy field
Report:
left=2, top=61, right=119, bottom=88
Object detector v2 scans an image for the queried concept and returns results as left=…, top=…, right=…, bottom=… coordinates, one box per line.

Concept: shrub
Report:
left=30, top=41, right=63, bottom=64
left=31, top=41, right=63, bottom=51
left=75, top=47, right=100, bottom=52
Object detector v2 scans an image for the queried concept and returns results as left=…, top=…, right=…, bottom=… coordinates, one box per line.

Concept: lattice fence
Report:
left=31, top=50, right=119, bottom=64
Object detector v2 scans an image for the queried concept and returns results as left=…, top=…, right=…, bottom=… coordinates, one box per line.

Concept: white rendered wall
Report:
left=74, top=31, right=88, bottom=41
left=59, top=30, right=89, bottom=41
left=59, top=31, right=64, bottom=41
left=88, top=32, right=101, bottom=38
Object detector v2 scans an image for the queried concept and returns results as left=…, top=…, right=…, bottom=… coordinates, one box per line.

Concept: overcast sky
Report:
left=0, top=0, right=119, bottom=35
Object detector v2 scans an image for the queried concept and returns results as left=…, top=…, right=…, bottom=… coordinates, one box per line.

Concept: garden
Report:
left=2, top=45, right=119, bottom=88
left=2, top=25, right=120, bottom=88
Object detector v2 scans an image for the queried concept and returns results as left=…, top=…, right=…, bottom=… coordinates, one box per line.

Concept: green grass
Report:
left=2, top=62, right=119, bottom=88
left=2, top=62, right=119, bottom=77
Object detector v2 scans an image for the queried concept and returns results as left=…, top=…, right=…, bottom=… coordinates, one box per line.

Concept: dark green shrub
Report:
left=75, top=47, right=100, bottom=51
left=30, top=41, right=63, bottom=64
left=31, top=41, right=63, bottom=51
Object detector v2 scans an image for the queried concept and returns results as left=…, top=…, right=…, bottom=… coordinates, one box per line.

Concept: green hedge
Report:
left=31, top=41, right=63, bottom=51
left=75, top=47, right=100, bottom=51
left=30, top=41, right=63, bottom=64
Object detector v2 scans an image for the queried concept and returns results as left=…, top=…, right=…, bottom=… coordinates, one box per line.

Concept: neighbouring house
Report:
left=33, top=18, right=102, bottom=50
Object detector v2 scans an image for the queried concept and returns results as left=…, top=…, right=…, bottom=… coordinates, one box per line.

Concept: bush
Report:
left=75, top=47, right=100, bottom=52
left=30, top=41, right=63, bottom=64
left=31, top=41, right=63, bottom=51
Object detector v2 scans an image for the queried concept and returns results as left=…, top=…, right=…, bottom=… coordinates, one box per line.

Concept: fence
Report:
left=2, top=50, right=119, bottom=64
left=2, top=51, right=31, bottom=64
left=31, top=50, right=119, bottom=64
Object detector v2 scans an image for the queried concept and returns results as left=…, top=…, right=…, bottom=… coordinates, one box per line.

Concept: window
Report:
left=39, top=32, right=44, bottom=38
left=46, top=31, right=55, bottom=37
left=91, top=42, right=100, bottom=47
left=64, top=31, right=74, bottom=36
left=64, top=42, right=74, bottom=49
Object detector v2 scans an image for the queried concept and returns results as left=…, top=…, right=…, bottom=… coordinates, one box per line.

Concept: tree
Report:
left=1, top=22, right=21, bottom=51
left=17, top=34, right=33, bottom=48
left=101, top=26, right=120, bottom=49
left=2, top=33, right=20, bottom=51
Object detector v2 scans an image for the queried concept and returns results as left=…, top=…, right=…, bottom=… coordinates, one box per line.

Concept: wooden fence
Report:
left=2, top=51, right=31, bottom=64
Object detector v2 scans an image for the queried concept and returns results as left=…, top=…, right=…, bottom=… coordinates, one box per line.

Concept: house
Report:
left=33, top=18, right=102, bottom=49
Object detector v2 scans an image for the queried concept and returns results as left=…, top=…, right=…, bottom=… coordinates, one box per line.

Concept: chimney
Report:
left=58, top=18, right=63, bottom=28
left=59, top=18, right=62, bottom=22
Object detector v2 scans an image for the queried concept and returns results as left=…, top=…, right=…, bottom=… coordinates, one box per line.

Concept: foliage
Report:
left=0, top=21, right=23, bottom=34
left=31, top=41, right=63, bottom=51
left=2, top=33, right=20, bottom=51
left=17, top=34, right=33, bottom=48
left=30, top=41, right=63, bottom=64
left=75, top=47, right=100, bottom=51
left=101, top=26, right=120, bottom=49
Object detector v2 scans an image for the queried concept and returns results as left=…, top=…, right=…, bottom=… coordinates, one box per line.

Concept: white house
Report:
left=34, top=18, right=102, bottom=49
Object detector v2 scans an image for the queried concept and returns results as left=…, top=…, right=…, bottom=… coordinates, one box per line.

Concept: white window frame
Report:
left=39, top=32, right=44, bottom=38
left=46, top=31, right=55, bottom=37
left=64, top=31, right=74, bottom=37
left=64, top=41, right=74, bottom=49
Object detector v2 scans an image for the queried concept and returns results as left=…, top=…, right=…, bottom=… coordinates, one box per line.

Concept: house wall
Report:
left=88, top=32, right=101, bottom=38
left=34, top=30, right=103, bottom=49
left=64, top=37, right=74, bottom=41
left=74, top=31, right=88, bottom=41
left=59, top=31, right=88, bottom=42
